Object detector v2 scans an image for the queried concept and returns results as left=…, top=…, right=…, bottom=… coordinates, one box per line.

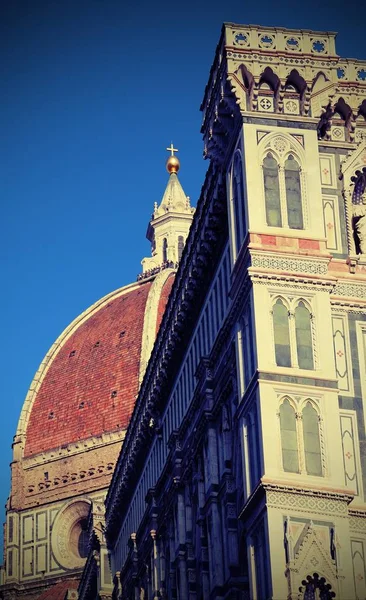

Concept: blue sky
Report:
left=0, top=0, right=363, bottom=556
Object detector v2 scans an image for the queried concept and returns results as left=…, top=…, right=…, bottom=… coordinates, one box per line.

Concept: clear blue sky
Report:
left=0, top=0, right=363, bottom=556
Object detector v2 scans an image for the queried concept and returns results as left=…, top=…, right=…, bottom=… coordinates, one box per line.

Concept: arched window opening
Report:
left=285, top=155, right=303, bottom=230
left=283, top=82, right=301, bottom=115
left=295, top=302, right=314, bottom=370
left=233, top=152, right=246, bottom=253
left=242, top=308, right=255, bottom=389
left=238, top=65, right=254, bottom=110
left=302, top=402, right=322, bottom=476
left=263, top=153, right=282, bottom=227
left=177, top=236, right=184, bottom=260
left=258, top=68, right=278, bottom=113
left=285, top=71, right=307, bottom=116
left=299, top=573, right=335, bottom=599
left=332, top=98, right=352, bottom=142
left=273, top=299, right=291, bottom=367
left=162, top=238, right=168, bottom=263
left=78, top=520, right=89, bottom=558
left=279, top=399, right=299, bottom=473
left=359, top=99, right=366, bottom=120
left=70, top=518, right=89, bottom=559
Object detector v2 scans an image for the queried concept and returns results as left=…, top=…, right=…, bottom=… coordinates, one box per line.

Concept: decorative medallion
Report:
left=312, top=40, right=326, bottom=53
left=233, top=31, right=249, bottom=46
left=259, top=33, right=275, bottom=49
left=286, top=36, right=300, bottom=51
left=272, top=136, right=289, bottom=155
left=331, top=126, right=345, bottom=141
left=284, top=99, right=299, bottom=114
left=258, top=97, right=274, bottom=112
left=357, top=68, right=366, bottom=81
left=356, top=129, right=366, bottom=144
left=337, top=67, right=346, bottom=79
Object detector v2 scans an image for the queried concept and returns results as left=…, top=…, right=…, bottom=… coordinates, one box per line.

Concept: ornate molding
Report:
left=22, top=429, right=125, bottom=468
left=250, top=251, right=329, bottom=276
left=332, top=281, right=366, bottom=299
left=264, top=482, right=352, bottom=518
left=249, top=271, right=336, bottom=292
left=349, top=510, right=366, bottom=533
left=26, top=461, right=115, bottom=496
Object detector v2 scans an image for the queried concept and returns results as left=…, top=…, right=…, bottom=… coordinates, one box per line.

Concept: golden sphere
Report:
left=166, top=155, right=180, bottom=174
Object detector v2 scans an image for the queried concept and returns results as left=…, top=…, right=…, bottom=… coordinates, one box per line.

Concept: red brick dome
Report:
left=20, top=273, right=175, bottom=457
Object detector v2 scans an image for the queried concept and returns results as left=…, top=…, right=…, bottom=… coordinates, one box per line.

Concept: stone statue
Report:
left=352, top=172, right=366, bottom=254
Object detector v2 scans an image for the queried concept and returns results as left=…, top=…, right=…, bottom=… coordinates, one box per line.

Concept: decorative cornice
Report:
left=332, top=280, right=366, bottom=300
left=20, top=430, right=125, bottom=469
left=250, top=251, right=330, bottom=276
left=249, top=270, right=336, bottom=291
left=239, top=479, right=353, bottom=522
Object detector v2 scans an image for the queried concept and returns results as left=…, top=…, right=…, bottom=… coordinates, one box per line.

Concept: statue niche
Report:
left=351, top=167, right=366, bottom=254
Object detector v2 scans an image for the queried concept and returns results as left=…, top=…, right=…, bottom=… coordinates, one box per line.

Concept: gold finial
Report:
left=166, top=143, right=180, bottom=174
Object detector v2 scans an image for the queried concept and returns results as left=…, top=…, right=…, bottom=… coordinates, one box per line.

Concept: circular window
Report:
left=70, top=518, right=89, bottom=559
left=51, top=500, right=91, bottom=569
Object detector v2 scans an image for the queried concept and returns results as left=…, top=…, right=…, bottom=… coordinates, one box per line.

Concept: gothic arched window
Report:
left=263, top=153, right=282, bottom=227
left=162, top=238, right=168, bottom=262
left=278, top=398, right=324, bottom=477
left=272, top=298, right=316, bottom=371
left=295, top=302, right=314, bottom=370
left=279, top=399, right=299, bottom=473
left=177, top=235, right=184, bottom=260
left=232, top=151, right=247, bottom=255
left=302, top=402, right=322, bottom=476
left=285, top=155, right=303, bottom=230
left=273, top=299, right=291, bottom=367
left=299, top=573, right=335, bottom=599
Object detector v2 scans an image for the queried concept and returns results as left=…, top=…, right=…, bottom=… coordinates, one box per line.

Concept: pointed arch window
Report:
left=273, top=299, right=291, bottom=367
left=302, top=402, right=322, bottom=476
left=279, top=399, right=299, bottom=473
left=272, top=298, right=315, bottom=371
left=262, top=148, right=305, bottom=230
left=162, top=238, right=168, bottom=262
left=299, top=573, right=335, bottom=599
left=285, top=155, right=303, bottom=229
left=279, top=398, right=323, bottom=476
left=231, top=151, right=247, bottom=255
left=295, top=302, right=314, bottom=370
left=177, top=236, right=184, bottom=260
left=263, top=153, right=282, bottom=227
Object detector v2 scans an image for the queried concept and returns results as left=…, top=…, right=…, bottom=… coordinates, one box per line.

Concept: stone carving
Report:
left=28, top=462, right=115, bottom=495
left=349, top=512, right=366, bottom=533
left=333, top=281, right=366, bottom=299
left=266, top=486, right=349, bottom=518
left=251, top=253, right=328, bottom=275
left=51, top=499, right=91, bottom=570
left=285, top=523, right=339, bottom=600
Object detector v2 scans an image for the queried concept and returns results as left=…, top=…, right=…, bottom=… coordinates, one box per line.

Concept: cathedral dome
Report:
left=18, top=272, right=175, bottom=458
